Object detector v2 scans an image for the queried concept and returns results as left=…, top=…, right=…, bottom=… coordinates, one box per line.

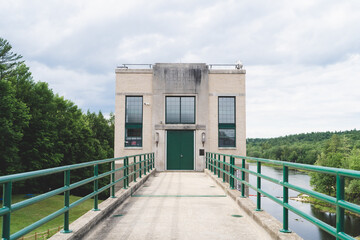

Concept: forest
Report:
left=0, top=37, right=114, bottom=196
left=247, top=130, right=360, bottom=202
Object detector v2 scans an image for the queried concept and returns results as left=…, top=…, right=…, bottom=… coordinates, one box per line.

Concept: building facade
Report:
left=115, top=63, right=246, bottom=171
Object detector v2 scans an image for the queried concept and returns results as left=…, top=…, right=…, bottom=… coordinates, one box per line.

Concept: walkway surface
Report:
left=84, top=172, right=272, bottom=240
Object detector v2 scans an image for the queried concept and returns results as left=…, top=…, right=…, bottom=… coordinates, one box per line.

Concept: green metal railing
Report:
left=206, top=152, right=360, bottom=240
left=0, top=152, right=155, bottom=240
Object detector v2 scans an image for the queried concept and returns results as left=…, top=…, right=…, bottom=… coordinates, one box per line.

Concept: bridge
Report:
left=1, top=152, right=360, bottom=240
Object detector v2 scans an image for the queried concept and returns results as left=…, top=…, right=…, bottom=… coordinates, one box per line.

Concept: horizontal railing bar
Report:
left=0, top=207, right=10, bottom=216
left=206, top=152, right=360, bottom=240
left=11, top=187, right=67, bottom=212
left=338, top=200, right=360, bottom=214
left=0, top=157, right=125, bottom=184
left=283, top=182, right=336, bottom=205
left=285, top=203, right=337, bottom=237
left=11, top=207, right=68, bottom=240
left=207, top=152, right=360, bottom=178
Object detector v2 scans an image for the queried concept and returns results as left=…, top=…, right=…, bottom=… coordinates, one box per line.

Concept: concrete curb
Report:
left=50, top=169, right=156, bottom=240
left=205, top=169, right=303, bottom=240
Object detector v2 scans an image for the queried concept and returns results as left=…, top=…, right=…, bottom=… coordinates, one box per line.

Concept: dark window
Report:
left=166, top=96, right=195, bottom=124
left=218, top=97, right=235, bottom=147
left=125, top=96, right=142, bottom=147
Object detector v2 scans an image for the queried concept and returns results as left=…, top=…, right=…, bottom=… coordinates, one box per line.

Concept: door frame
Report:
left=165, top=130, right=195, bottom=171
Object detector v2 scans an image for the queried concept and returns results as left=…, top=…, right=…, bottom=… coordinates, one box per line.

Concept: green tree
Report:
left=0, top=37, right=23, bottom=79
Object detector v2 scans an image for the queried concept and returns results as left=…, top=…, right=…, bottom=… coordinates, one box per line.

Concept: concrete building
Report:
left=115, top=63, right=246, bottom=171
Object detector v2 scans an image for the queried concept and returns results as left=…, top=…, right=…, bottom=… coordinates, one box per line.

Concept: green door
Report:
left=167, top=130, right=194, bottom=170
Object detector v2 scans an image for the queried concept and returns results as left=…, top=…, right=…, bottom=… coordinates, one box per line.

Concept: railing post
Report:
left=230, top=156, right=235, bottom=189
left=139, top=155, right=142, bottom=178
left=93, top=165, right=100, bottom=211
left=62, top=170, right=72, bottom=233
left=126, top=157, right=129, bottom=188
left=147, top=154, right=150, bottom=172
left=256, top=162, right=262, bottom=211
left=208, top=153, right=211, bottom=171
left=134, top=156, right=137, bottom=182
left=214, top=154, right=217, bottom=175
left=205, top=152, right=208, bottom=169
left=222, top=155, right=226, bottom=182
left=280, top=165, right=291, bottom=233
left=336, top=174, right=345, bottom=238
left=241, top=158, right=245, bottom=198
left=210, top=153, right=212, bottom=172
left=123, top=158, right=128, bottom=189
left=144, top=154, right=147, bottom=175
left=153, top=153, right=155, bottom=169
left=217, top=154, right=221, bottom=178
left=2, top=181, right=12, bottom=240
left=111, top=161, right=116, bottom=198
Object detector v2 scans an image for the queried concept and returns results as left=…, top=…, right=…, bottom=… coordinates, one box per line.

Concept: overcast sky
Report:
left=1, top=0, right=359, bottom=138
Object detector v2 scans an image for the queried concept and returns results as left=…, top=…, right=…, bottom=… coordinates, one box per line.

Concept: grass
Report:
left=0, top=194, right=102, bottom=238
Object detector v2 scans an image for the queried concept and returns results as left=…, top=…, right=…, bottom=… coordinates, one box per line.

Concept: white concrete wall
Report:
left=114, top=70, right=153, bottom=160
left=114, top=65, right=246, bottom=170
left=208, top=70, right=246, bottom=164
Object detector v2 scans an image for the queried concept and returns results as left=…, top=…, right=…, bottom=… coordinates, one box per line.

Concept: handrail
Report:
left=206, top=152, right=360, bottom=240
left=0, top=152, right=155, bottom=240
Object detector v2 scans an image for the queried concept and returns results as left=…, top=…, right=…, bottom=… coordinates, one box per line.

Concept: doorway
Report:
left=166, top=130, right=194, bottom=170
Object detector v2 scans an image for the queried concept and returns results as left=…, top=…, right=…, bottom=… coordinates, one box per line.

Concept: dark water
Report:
left=243, top=163, right=360, bottom=240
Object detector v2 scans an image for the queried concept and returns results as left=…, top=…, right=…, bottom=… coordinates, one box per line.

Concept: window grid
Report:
left=166, top=96, right=195, bottom=124
left=218, top=97, right=236, bottom=147
left=125, top=96, right=143, bottom=147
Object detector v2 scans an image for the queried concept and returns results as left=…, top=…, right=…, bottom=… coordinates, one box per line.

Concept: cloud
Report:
left=246, top=54, right=360, bottom=137
left=1, top=0, right=359, bottom=137
left=27, top=61, right=114, bottom=114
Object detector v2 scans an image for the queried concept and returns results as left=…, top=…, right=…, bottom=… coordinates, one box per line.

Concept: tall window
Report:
left=166, top=96, right=195, bottom=124
left=125, top=96, right=143, bottom=147
left=218, top=97, right=235, bottom=147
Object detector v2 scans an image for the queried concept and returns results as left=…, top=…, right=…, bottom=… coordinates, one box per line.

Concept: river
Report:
left=242, top=163, right=360, bottom=240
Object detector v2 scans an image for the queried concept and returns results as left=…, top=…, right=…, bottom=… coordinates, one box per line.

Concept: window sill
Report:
left=124, top=147, right=143, bottom=150
left=218, top=147, right=237, bottom=150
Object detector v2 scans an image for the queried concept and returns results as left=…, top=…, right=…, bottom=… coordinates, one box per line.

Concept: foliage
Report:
left=0, top=194, right=100, bottom=237
left=247, top=130, right=360, bottom=164
left=247, top=131, right=360, bottom=203
left=0, top=37, right=114, bottom=198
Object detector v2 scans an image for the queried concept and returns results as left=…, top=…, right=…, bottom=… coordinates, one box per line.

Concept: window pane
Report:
left=219, top=97, right=235, bottom=124
left=166, top=97, right=180, bottom=123
left=126, top=97, right=143, bottom=123
left=219, top=129, right=235, bottom=147
left=181, top=97, right=195, bottom=123
left=125, top=128, right=142, bottom=147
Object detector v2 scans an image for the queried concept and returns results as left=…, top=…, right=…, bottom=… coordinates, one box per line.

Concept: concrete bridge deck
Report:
left=83, top=172, right=272, bottom=240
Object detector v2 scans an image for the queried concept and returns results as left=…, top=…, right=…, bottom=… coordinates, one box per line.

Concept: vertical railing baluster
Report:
left=336, top=174, right=345, bottom=238
left=217, top=154, right=221, bottom=178
left=148, top=154, right=150, bottom=172
left=256, top=162, right=262, bottom=211
left=214, top=154, right=217, bottom=175
left=134, top=156, right=137, bottom=182
left=153, top=153, right=155, bottom=169
left=139, top=155, right=142, bottom=178
left=210, top=153, right=213, bottom=172
left=126, top=157, right=129, bottom=188
left=230, top=156, right=235, bottom=189
left=205, top=152, right=208, bottom=169
left=280, top=165, right=291, bottom=233
left=93, top=165, right=100, bottom=211
left=111, top=161, right=116, bottom=198
left=144, top=154, right=147, bottom=175
left=123, top=158, right=127, bottom=189
left=241, top=158, right=245, bottom=198
left=62, top=170, right=72, bottom=233
left=2, top=181, right=12, bottom=240
left=223, top=155, right=226, bottom=182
